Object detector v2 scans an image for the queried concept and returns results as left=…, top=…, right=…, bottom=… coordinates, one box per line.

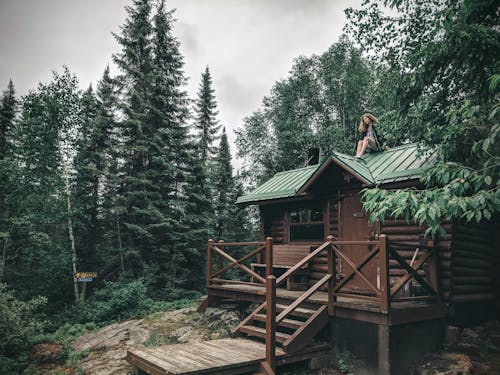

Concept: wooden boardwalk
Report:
left=127, top=337, right=329, bottom=375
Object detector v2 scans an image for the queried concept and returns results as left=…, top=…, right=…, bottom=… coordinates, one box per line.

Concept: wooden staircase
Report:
left=234, top=299, right=329, bottom=353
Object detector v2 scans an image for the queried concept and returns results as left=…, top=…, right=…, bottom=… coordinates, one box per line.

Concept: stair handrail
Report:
left=261, top=274, right=277, bottom=375
left=275, top=237, right=334, bottom=288
left=274, top=236, right=335, bottom=325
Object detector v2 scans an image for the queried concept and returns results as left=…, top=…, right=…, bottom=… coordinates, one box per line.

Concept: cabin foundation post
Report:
left=377, top=324, right=390, bottom=375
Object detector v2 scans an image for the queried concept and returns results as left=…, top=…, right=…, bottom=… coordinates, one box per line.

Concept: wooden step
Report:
left=283, top=305, right=329, bottom=353
left=274, top=304, right=316, bottom=318
left=252, top=314, right=303, bottom=330
left=239, top=325, right=291, bottom=343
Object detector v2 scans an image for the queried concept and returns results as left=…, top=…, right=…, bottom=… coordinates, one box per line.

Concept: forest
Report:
left=0, top=0, right=498, bottom=373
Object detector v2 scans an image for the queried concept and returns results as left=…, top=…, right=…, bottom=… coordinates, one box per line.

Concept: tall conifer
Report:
left=194, top=67, right=221, bottom=163
left=212, top=128, right=235, bottom=240
left=0, top=80, right=17, bottom=280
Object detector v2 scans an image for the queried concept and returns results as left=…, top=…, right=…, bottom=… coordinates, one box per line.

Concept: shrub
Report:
left=0, top=283, right=46, bottom=373
left=79, top=279, right=164, bottom=324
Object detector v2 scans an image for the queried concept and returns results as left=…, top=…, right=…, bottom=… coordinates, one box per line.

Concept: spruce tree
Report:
left=147, top=0, right=193, bottom=296
left=194, top=66, right=221, bottom=163
left=0, top=80, right=17, bottom=156
left=212, top=128, right=235, bottom=240
left=73, top=85, right=102, bottom=272
left=112, top=0, right=154, bottom=274
left=0, top=80, right=17, bottom=280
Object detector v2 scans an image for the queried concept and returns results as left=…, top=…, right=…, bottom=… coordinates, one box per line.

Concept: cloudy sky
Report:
left=0, top=0, right=361, bottom=168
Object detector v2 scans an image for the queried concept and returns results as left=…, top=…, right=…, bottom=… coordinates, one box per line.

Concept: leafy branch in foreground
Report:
left=362, top=160, right=500, bottom=238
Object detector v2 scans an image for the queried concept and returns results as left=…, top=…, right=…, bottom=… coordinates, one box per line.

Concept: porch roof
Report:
left=236, top=143, right=437, bottom=205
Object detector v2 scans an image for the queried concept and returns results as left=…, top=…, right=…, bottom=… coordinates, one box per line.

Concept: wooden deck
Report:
left=208, top=283, right=446, bottom=325
left=127, top=338, right=330, bottom=375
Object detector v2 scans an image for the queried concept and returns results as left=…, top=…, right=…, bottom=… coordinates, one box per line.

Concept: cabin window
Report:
left=289, top=205, right=324, bottom=241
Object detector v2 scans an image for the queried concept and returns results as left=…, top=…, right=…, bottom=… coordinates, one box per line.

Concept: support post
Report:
left=265, top=237, right=273, bottom=277
left=217, top=240, right=224, bottom=275
left=379, top=234, right=390, bottom=314
left=378, top=324, right=391, bottom=375
left=327, top=235, right=335, bottom=316
left=427, top=240, right=440, bottom=302
left=206, top=239, right=214, bottom=288
left=266, top=275, right=276, bottom=372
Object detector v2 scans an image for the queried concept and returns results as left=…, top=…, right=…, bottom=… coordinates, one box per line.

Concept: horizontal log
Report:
left=439, top=259, right=452, bottom=269
left=380, top=226, right=425, bottom=235
left=453, top=249, right=493, bottom=261
left=453, top=232, right=493, bottom=245
left=453, top=266, right=492, bottom=276
left=454, top=226, right=492, bottom=239
left=453, top=276, right=494, bottom=285
left=383, top=219, right=417, bottom=226
left=386, top=234, right=424, bottom=242
left=453, top=285, right=493, bottom=294
left=432, top=240, right=452, bottom=249
left=310, top=271, right=327, bottom=280
left=451, top=293, right=496, bottom=302
left=440, top=271, right=452, bottom=278
left=452, top=242, right=495, bottom=255
left=453, top=258, right=493, bottom=269
left=441, top=279, right=451, bottom=289
left=439, top=252, right=452, bottom=260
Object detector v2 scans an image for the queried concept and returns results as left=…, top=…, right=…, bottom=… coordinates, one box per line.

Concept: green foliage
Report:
left=0, top=283, right=46, bottom=373
left=347, top=0, right=500, bottom=233
left=236, top=35, right=376, bottom=185
left=194, top=66, right=221, bottom=163
left=79, top=279, right=160, bottom=324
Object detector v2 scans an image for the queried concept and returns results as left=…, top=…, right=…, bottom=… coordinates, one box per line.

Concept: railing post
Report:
left=379, top=234, right=390, bottom=313
left=327, top=235, right=335, bottom=316
left=217, top=239, right=224, bottom=274
left=427, top=240, right=441, bottom=302
left=266, top=275, right=276, bottom=372
left=265, top=237, right=273, bottom=277
left=206, top=239, right=214, bottom=288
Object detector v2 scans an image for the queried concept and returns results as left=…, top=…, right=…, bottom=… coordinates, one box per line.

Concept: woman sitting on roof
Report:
left=356, top=113, right=381, bottom=158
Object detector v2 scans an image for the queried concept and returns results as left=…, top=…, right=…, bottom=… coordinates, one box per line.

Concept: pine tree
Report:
left=112, top=0, right=155, bottom=273
left=212, top=128, right=235, bottom=240
left=0, top=80, right=17, bottom=157
left=194, top=67, right=221, bottom=163
left=0, top=80, right=17, bottom=280
left=147, top=0, right=194, bottom=296
left=94, top=67, right=127, bottom=275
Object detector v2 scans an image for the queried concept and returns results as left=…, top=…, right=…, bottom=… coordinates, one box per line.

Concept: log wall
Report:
left=380, top=219, right=453, bottom=301
left=450, top=222, right=495, bottom=303
left=262, top=206, right=285, bottom=244
left=309, top=199, right=339, bottom=287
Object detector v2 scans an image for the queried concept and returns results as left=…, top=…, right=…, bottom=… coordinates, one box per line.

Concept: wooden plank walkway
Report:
left=127, top=337, right=330, bottom=375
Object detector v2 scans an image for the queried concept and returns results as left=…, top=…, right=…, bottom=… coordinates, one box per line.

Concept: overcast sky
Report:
left=0, top=0, right=361, bottom=169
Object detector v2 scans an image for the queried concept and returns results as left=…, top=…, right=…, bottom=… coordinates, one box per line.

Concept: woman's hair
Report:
left=358, top=113, right=379, bottom=133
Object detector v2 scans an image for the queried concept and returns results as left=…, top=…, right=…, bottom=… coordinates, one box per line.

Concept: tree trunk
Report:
left=62, top=158, right=79, bottom=302
left=0, top=236, right=7, bottom=280
left=117, top=218, right=125, bottom=272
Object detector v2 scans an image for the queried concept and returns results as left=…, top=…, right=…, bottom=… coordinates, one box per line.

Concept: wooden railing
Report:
left=206, top=238, right=273, bottom=287
left=206, top=235, right=440, bottom=374
left=259, top=234, right=440, bottom=372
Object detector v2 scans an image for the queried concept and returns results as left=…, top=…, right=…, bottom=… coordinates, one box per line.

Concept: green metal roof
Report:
left=237, top=143, right=437, bottom=204
left=363, top=143, right=437, bottom=183
left=235, top=164, right=319, bottom=204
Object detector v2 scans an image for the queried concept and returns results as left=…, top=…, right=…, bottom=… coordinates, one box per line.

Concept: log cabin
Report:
left=128, top=143, right=499, bottom=375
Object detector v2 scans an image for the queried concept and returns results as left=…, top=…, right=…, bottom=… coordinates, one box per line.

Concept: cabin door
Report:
left=339, top=190, right=377, bottom=291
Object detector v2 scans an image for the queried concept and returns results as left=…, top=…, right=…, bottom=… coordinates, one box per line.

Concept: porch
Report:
left=201, top=235, right=446, bottom=374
